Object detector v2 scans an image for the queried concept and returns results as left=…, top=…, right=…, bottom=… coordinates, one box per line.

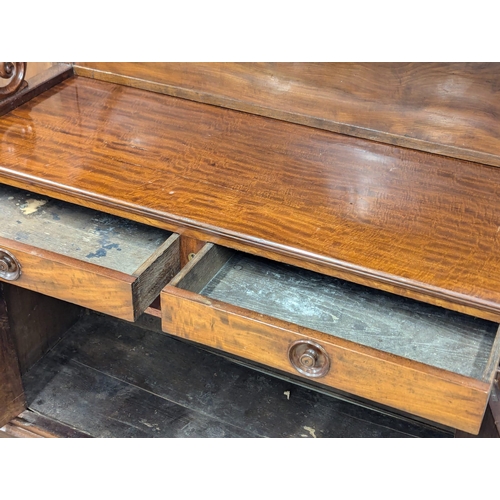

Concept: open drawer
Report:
left=0, top=184, right=180, bottom=321
left=161, top=243, right=500, bottom=434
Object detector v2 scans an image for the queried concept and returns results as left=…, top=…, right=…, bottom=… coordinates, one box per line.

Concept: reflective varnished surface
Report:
left=2, top=76, right=500, bottom=319
left=76, top=62, right=500, bottom=167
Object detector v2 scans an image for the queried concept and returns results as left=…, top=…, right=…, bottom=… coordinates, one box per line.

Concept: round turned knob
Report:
left=288, top=340, right=330, bottom=378
left=0, top=249, right=21, bottom=281
left=299, top=348, right=319, bottom=368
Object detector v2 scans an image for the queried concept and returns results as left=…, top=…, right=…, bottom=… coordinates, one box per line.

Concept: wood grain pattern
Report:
left=180, top=235, right=206, bottom=267
left=455, top=403, right=499, bottom=438
left=0, top=236, right=134, bottom=319
left=0, top=286, right=25, bottom=427
left=0, top=63, right=72, bottom=117
left=489, top=381, right=500, bottom=436
left=0, top=234, right=179, bottom=321
left=74, top=63, right=500, bottom=168
left=161, top=287, right=496, bottom=434
left=171, top=244, right=234, bottom=294
left=197, top=249, right=498, bottom=379
left=25, top=63, right=55, bottom=81
left=2, top=77, right=500, bottom=319
left=0, top=422, right=44, bottom=438
left=0, top=183, right=180, bottom=320
left=162, top=243, right=500, bottom=434
left=132, top=234, right=180, bottom=314
left=8, top=410, right=92, bottom=438
left=0, top=183, right=176, bottom=275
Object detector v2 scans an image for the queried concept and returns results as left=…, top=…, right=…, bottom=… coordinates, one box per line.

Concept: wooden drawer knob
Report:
left=0, top=249, right=21, bottom=281
left=288, top=340, right=330, bottom=378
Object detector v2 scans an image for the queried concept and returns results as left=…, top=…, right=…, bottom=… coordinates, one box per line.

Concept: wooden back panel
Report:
left=75, top=62, right=500, bottom=168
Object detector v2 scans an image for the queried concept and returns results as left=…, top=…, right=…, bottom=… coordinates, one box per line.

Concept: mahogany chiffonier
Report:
left=1, top=62, right=499, bottom=436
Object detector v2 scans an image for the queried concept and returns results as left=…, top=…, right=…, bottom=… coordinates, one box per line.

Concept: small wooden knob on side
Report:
left=0, top=249, right=21, bottom=281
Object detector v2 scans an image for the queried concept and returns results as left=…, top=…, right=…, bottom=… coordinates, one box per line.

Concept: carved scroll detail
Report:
left=0, top=63, right=27, bottom=98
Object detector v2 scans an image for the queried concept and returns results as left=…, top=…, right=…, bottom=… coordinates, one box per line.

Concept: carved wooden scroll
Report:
left=0, top=63, right=28, bottom=99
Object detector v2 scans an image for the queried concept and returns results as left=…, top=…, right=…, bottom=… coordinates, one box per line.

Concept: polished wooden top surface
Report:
left=76, top=62, right=500, bottom=168
left=1, top=76, right=500, bottom=320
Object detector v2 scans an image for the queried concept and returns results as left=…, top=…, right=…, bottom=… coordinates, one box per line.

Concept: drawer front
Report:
left=161, top=244, right=500, bottom=434
left=0, top=185, right=180, bottom=321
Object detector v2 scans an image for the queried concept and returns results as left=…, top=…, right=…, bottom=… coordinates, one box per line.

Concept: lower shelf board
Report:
left=21, top=313, right=454, bottom=438
left=0, top=410, right=92, bottom=438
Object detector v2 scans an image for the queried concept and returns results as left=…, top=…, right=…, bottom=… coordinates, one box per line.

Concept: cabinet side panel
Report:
left=0, top=285, right=25, bottom=427
left=3, top=284, right=81, bottom=374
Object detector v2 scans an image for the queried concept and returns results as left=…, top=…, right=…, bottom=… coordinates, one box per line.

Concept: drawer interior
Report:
left=173, top=245, right=500, bottom=381
left=0, top=183, right=180, bottom=321
left=0, top=184, right=174, bottom=276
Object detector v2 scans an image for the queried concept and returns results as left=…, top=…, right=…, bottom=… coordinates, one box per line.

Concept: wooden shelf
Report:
left=1, top=75, right=500, bottom=320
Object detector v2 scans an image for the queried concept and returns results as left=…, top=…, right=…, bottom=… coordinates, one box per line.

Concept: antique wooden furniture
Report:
left=0, top=184, right=179, bottom=321
left=1, top=63, right=500, bottom=436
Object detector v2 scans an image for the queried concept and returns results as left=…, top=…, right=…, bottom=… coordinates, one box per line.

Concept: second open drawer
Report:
left=0, top=184, right=180, bottom=321
left=161, top=243, right=500, bottom=434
